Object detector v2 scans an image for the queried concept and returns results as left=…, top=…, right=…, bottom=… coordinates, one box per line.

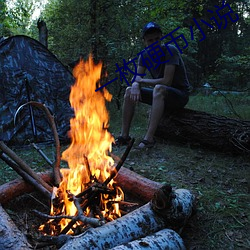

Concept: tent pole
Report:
left=24, top=78, right=38, bottom=142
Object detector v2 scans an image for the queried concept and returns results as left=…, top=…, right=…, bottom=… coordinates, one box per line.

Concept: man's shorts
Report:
left=140, top=87, right=189, bottom=112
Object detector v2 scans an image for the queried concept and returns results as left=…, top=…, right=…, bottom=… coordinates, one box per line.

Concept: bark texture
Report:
left=37, top=19, right=48, bottom=47
left=59, top=187, right=195, bottom=250
left=115, top=167, right=162, bottom=203
left=110, top=228, right=185, bottom=250
left=156, top=108, right=250, bottom=154
left=0, top=167, right=159, bottom=205
left=0, top=171, right=53, bottom=204
left=59, top=202, right=166, bottom=250
left=0, top=204, right=32, bottom=249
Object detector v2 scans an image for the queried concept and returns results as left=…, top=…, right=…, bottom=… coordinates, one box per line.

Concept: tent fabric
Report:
left=0, top=35, right=74, bottom=144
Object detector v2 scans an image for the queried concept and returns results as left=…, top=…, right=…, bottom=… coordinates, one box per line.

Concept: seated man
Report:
left=116, top=22, right=191, bottom=148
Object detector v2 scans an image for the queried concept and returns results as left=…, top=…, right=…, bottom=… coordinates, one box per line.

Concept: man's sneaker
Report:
left=114, top=136, right=132, bottom=147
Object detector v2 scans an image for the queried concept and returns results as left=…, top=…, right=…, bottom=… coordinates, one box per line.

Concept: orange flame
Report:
left=43, top=55, right=123, bottom=234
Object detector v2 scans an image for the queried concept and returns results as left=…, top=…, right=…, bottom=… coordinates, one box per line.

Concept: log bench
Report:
left=156, top=108, right=250, bottom=154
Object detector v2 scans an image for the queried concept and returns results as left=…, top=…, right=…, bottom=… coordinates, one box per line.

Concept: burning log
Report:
left=0, top=204, right=32, bottom=249
left=110, top=228, right=185, bottom=250
left=59, top=185, right=195, bottom=250
left=156, top=108, right=250, bottom=154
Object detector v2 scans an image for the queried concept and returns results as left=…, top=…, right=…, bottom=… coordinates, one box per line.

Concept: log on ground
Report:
left=155, top=108, right=250, bottom=153
left=59, top=187, right=195, bottom=250
left=110, top=228, right=186, bottom=250
left=0, top=171, right=53, bottom=205
left=0, top=167, right=160, bottom=205
left=0, top=204, right=32, bottom=249
left=114, top=166, right=162, bottom=203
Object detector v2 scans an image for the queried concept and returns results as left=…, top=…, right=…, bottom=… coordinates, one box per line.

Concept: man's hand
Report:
left=130, top=82, right=141, bottom=102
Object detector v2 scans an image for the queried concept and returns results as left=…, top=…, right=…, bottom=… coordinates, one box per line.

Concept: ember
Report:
left=40, top=55, right=124, bottom=235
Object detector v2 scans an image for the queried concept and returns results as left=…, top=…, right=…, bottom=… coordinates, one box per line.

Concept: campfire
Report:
left=39, top=55, right=127, bottom=236
left=0, top=55, right=196, bottom=249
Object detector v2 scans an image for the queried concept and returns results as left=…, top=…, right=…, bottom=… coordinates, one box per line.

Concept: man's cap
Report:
left=142, top=22, right=162, bottom=38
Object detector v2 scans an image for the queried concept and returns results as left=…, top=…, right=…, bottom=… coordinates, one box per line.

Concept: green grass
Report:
left=186, top=94, right=250, bottom=120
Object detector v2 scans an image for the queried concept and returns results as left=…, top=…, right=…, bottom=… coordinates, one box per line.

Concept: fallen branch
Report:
left=156, top=108, right=250, bottom=154
left=0, top=141, right=52, bottom=193
left=115, top=167, right=162, bottom=203
left=0, top=167, right=160, bottom=205
left=0, top=152, right=51, bottom=199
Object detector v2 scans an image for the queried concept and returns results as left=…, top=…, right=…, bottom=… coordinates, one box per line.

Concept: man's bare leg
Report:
left=120, top=87, right=136, bottom=138
left=139, top=85, right=166, bottom=147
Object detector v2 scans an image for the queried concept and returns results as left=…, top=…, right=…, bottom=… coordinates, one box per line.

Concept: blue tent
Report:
left=0, top=35, right=74, bottom=144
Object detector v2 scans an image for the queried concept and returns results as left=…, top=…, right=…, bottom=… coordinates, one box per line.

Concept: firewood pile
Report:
left=0, top=140, right=196, bottom=250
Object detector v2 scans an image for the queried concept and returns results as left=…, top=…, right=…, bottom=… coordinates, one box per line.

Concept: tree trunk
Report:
left=156, top=108, right=250, bottom=154
left=37, top=19, right=48, bottom=47
left=0, top=204, right=32, bottom=249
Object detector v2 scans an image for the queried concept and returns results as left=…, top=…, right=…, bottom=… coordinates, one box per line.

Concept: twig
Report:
left=59, top=192, right=104, bottom=235
left=72, top=194, right=105, bottom=227
left=83, top=155, right=92, bottom=180
left=75, top=184, right=116, bottom=199
left=103, top=138, right=135, bottom=186
left=33, top=209, right=74, bottom=220
left=27, top=193, right=50, bottom=209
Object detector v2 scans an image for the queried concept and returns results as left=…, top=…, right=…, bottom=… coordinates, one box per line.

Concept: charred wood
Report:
left=104, top=138, right=135, bottom=186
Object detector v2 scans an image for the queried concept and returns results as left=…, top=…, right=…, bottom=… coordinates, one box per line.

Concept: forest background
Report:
left=1, top=0, right=250, bottom=100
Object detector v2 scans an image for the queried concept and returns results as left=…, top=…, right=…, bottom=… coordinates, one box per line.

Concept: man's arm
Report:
left=137, top=64, right=176, bottom=87
left=129, top=66, right=147, bottom=102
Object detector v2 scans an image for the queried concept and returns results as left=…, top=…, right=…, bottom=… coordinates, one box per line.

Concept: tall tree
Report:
left=0, top=0, right=11, bottom=36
